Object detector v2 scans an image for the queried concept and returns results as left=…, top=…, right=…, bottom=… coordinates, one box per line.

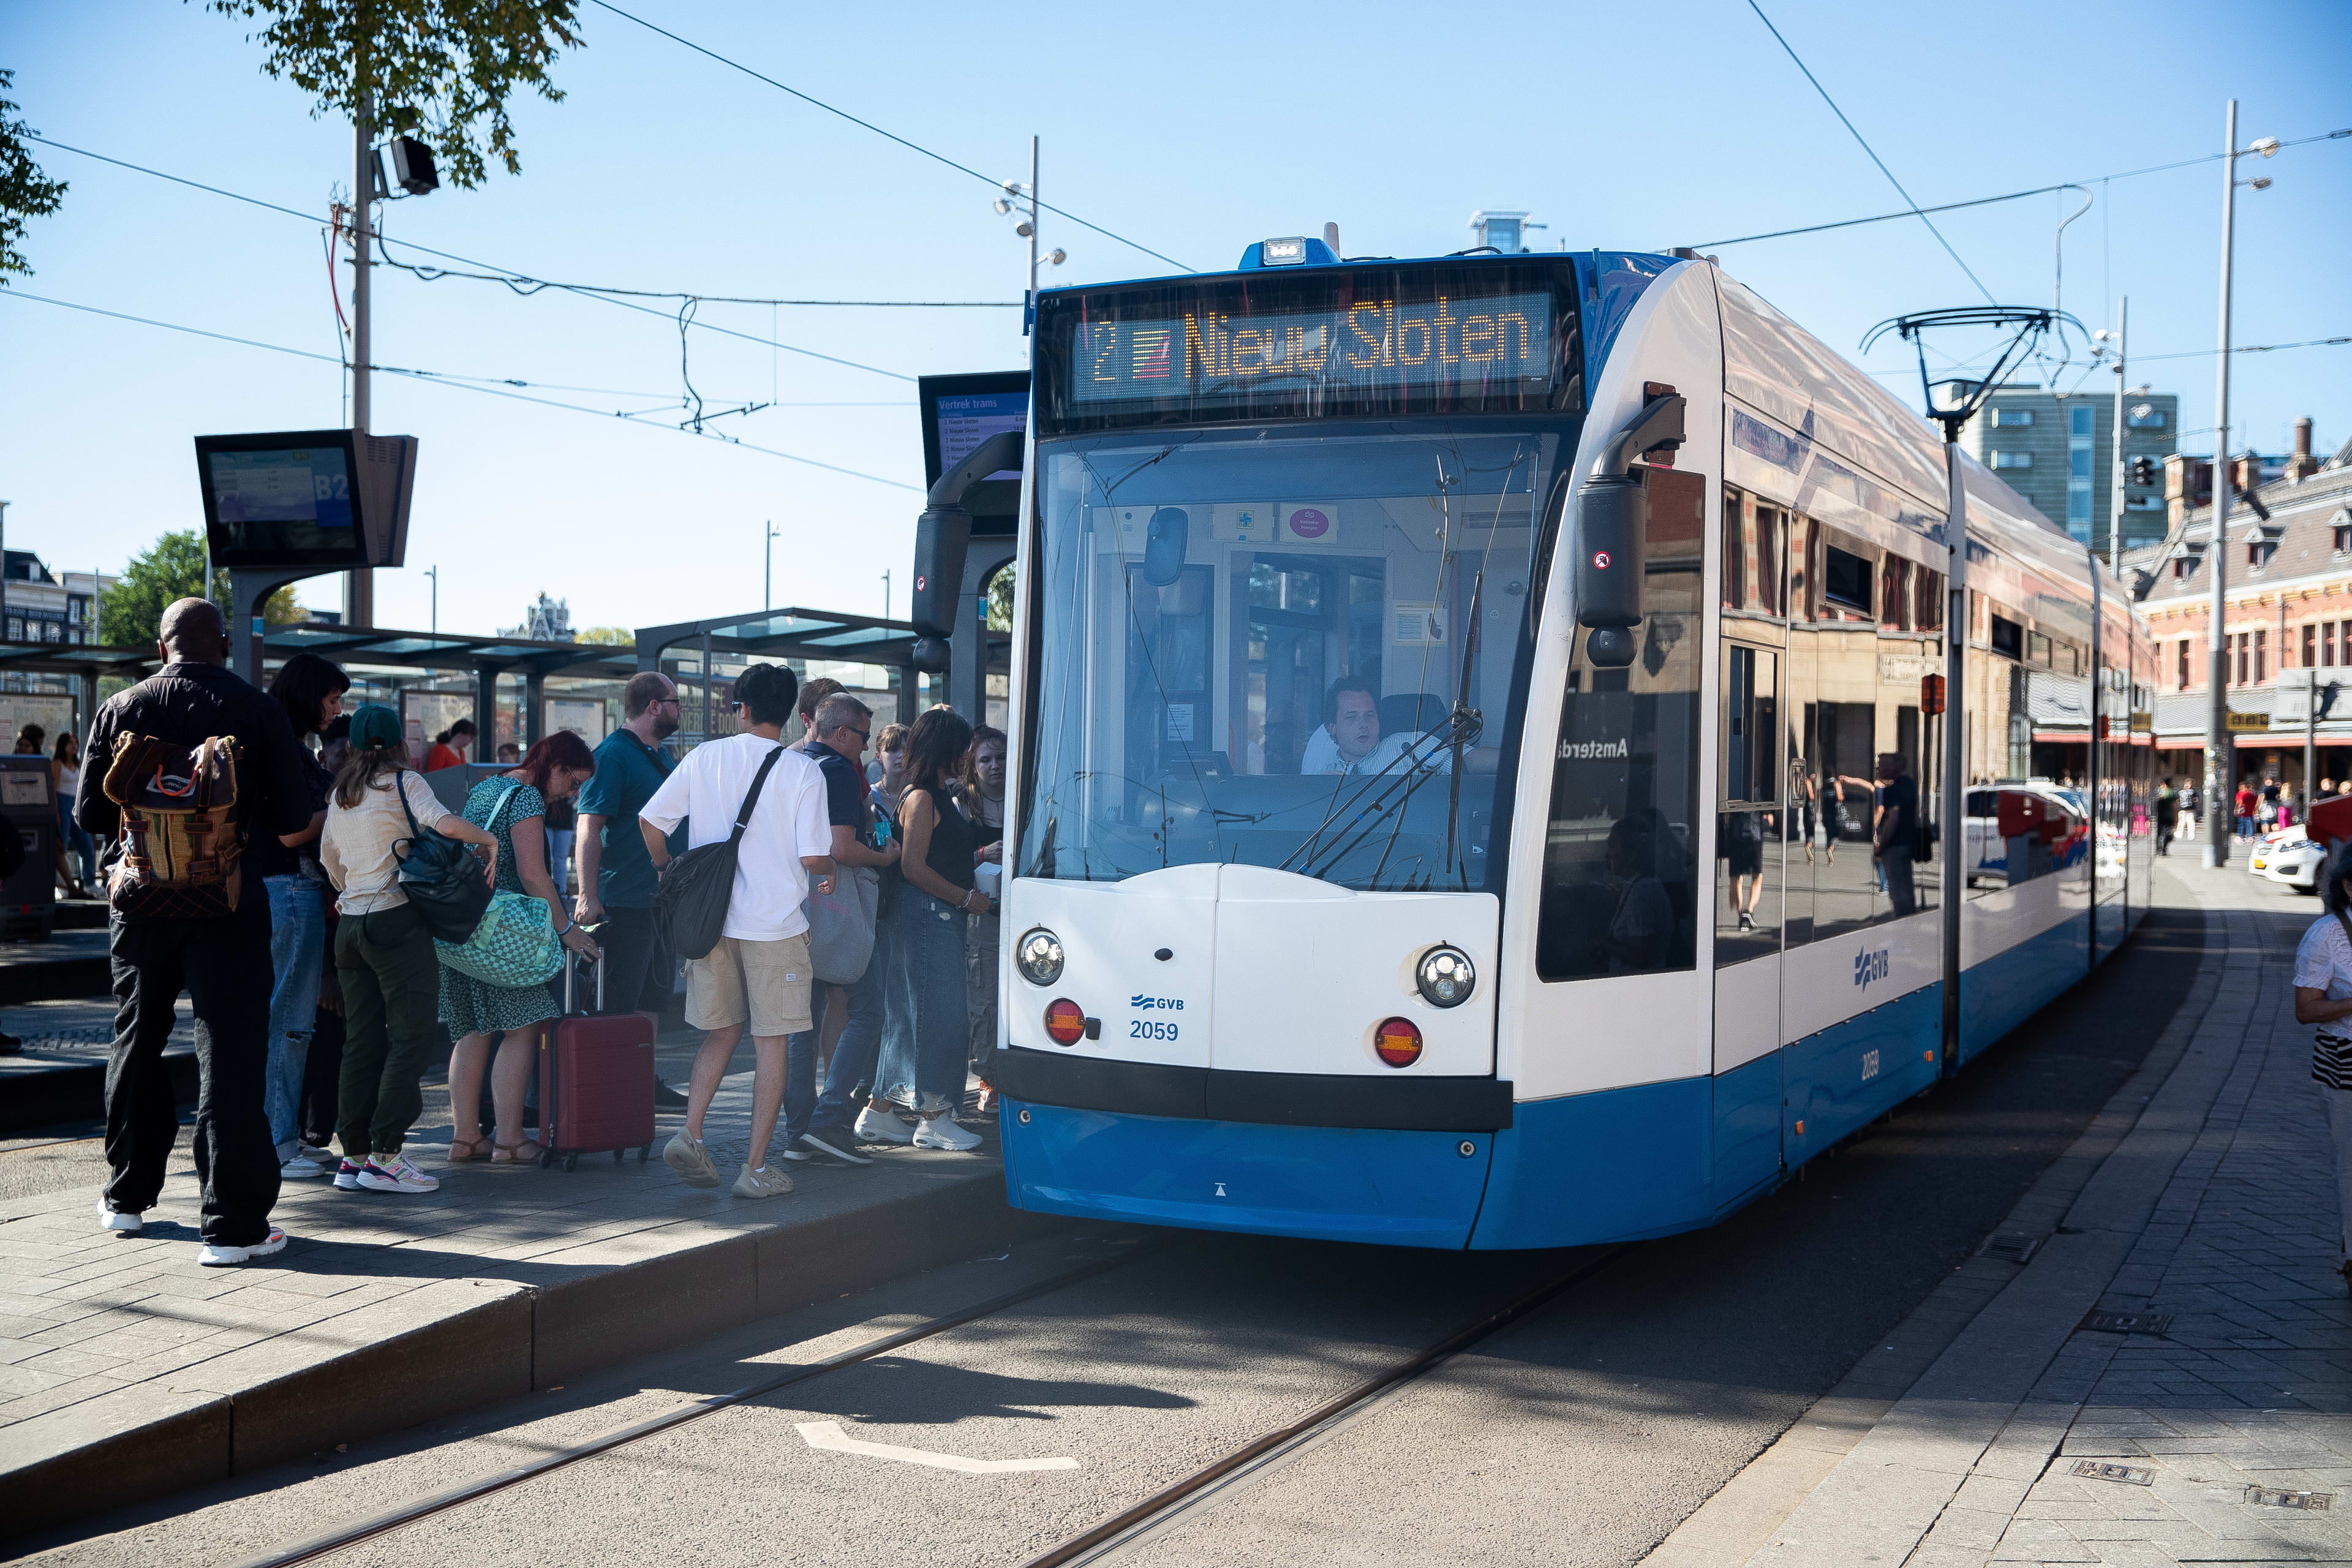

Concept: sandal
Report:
left=491, top=1139, right=544, bottom=1166
left=448, top=1134, right=494, bottom=1163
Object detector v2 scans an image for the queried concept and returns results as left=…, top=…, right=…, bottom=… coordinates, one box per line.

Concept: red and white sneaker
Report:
left=356, top=1153, right=440, bottom=1194
left=333, top=1159, right=364, bottom=1190
left=197, top=1227, right=288, bottom=1267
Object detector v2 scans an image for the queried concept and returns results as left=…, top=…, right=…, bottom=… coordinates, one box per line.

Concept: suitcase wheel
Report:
left=539, top=1148, right=555, bottom=1169
left=564, top=1153, right=579, bottom=1172
left=612, top=1148, right=624, bottom=1164
left=639, top=1142, right=652, bottom=1163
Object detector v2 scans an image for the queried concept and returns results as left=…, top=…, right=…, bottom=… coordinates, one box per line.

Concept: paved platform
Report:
left=1644, top=855, right=2352, bottom=1568
left=0, top=1071, right=1050, bottom=1536
left=0, top=929, right=107, bottom=1007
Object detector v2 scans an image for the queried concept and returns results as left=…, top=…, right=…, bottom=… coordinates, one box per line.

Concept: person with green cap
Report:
left=320, top=703, right=502, bottom=1193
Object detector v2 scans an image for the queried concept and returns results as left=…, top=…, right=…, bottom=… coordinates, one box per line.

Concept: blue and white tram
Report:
left=981, top=240, right=2153, bottom=1250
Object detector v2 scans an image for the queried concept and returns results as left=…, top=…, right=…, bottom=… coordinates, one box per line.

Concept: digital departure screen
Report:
left=1072, top=291, right=1552, bottom=405
left=200, top=441, right=363, bottom=565
left=936, top=389, right=1025, bottom=481
left=1034, top=262, right=1576, bottom=435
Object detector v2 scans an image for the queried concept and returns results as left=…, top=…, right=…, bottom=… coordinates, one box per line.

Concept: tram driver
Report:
left=1298, top=676, right=1457, bottom=778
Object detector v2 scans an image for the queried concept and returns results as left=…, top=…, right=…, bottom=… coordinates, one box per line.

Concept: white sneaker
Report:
left=356, top=1153, right=440, bottom=1193
left=95, top=1198, right=142, bottom=1234
left=663, top=1132, right=722, bottom=1188
left=279, top=1154, right=323, bottom=1178
left=854, top=1106, right=916, bottom=1145
left=300, top=1143, right=334, bottom=1162
left=197, top=1227, right=288, bottom=1267
left=733, top=1163, right=794, bottom=1199
left=912, top=1115, right=981, bottom=1152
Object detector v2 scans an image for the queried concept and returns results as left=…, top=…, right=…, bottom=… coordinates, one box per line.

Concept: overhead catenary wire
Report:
left=1744, top=0, right=1995, bottom=303
left=1694, top=127, right=2351, bottom=250
left=0, top=290, right=921, bottom=491
left=586, top=0, right=1193, bottom=274
left=27, top=135, right=928, bottom=382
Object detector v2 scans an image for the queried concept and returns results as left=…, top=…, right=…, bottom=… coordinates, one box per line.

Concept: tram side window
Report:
left=1536, top=467, right=1703, bottom=981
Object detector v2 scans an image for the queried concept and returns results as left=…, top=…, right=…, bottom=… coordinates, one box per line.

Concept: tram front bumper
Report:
left=999, top=1099, right=1496, bottom=1251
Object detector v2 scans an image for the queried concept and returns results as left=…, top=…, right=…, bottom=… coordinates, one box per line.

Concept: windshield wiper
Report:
left=1295, top=701, right=1484, bottom=885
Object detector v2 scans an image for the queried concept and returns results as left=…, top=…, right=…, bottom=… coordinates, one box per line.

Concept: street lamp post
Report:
left=764, top=521, right=780, bottom=611
left=424, top=564, right=437, bottom=636
left=2203, top=101, right=2278, bottom=866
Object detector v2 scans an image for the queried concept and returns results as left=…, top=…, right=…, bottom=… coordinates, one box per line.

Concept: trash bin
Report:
left=0, top=755, right=56, bottom=938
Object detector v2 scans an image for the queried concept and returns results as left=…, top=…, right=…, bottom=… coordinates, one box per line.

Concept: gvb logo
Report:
left=1853, top=948, right=1891, bottom=990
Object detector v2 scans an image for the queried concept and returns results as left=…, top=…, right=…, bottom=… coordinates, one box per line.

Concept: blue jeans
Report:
left=799, top=930, right=890, bottom=1139
left=878, top=889, right=968, bottom=1114
left=59, top=797, right=96, bottom=886
left=263, top=876, right=328, bottom=1152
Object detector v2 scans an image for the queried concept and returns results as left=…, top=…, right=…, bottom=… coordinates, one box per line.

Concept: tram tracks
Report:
left=229, top=1237, right=1629, bottom=1568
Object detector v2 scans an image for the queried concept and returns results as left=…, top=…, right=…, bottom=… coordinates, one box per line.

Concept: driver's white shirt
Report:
left=1299, top=726, right=1452, bottom=777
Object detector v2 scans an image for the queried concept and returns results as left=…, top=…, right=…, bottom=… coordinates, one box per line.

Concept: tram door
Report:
left=1712, top=489, right=1787, bottom=1207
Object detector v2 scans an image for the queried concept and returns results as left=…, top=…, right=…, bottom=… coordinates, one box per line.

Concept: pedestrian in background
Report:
left=1872, top=752, right=1918, bottom=918
left=496, top=742, right=521, bottom=765
left=52, top=729, right=94, bottom=899
left=644, top=663, right=836, bottom=1199
left=2293, top=840, right=2352, bottom=1294
left=426, top=718, right=475, bottom=772
left=257, top=652, right=348, bottom=1180
left=303, top=715, right=353, bottom=1152
left=443, top=731, right=601, bottom=1167
left=320, top=704, right=502, bottom=1196
left=78, top=599, right=315, bottom=1265
left=2155, top=777, right=2180, bottom=856
left=961, top=726, right=1007, bottom=1108
left=576, top=672, right=688, bottom=1104
left=789, top=692, right=900, bottom=1165
left=2236, top=778, right=2259, bottom=840
left=870, top=707, right=987, bottom=1152
left=870, top=723, right=909, bottom=816
left=796, top=676, right=843, bottom=744
left=15, top=723, right=43, bottom=755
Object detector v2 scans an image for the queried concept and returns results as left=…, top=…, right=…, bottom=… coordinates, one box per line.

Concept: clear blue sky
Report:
left=6, top=0, right=2347, bottom=638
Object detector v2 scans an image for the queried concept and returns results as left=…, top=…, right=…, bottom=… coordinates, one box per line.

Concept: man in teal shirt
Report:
left=576, top=674, right=686, bottom=1097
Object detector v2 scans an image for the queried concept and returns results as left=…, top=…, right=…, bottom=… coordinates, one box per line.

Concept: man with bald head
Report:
left=76, top=597, right=316, bottom=1265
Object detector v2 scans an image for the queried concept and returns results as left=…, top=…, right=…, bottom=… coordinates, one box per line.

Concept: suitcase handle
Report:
left=563, top=950, right=606, bottom=1014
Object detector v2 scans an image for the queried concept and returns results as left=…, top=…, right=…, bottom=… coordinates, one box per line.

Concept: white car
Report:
left=2250, top=829, right=2326, bottom=895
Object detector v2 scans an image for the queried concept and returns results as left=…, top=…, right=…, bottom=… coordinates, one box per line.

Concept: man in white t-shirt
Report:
left=1297, top=676, right=1453, bottom=778
left=639, top=663, right=835, bottom=1199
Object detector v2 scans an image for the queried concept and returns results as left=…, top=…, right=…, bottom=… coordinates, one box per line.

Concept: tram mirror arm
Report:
left=909, top=429, right=1025, bottom=671
left=1577, top=394, right=1686, bottom=667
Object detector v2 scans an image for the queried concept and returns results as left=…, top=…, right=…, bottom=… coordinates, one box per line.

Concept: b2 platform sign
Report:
left=194, top=428, right=416, bottom=572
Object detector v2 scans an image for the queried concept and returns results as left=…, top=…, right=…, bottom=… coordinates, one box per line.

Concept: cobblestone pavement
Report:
left=1646, top=859, right=2352, bottom=1567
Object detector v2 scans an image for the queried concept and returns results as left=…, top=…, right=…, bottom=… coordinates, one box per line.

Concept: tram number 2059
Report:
left=1131, top=1019, right=1181, bottom=1041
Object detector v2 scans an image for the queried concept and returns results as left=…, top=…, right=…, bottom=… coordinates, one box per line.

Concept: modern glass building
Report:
left=1961, top=383, right=2179, bottom=552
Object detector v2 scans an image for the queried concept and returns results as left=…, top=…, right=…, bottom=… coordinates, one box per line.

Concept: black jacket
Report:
left=75, top=662, right=315, bottom=862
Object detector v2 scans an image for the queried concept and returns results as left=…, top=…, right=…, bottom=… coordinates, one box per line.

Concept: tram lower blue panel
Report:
left=1710, top=1054, right=1782, bottom=1217
left=998, top=1102, right=1494, bottom=1249
left=1782, top=983, right=1942, bottom=1167
left=1960, top=919, right=2090, bottom=1064
left=1468, top=1076, right=1714, bottom=1249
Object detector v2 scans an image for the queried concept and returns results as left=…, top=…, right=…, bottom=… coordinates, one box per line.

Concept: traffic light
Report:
left=2128, top=456, right=2158, bottom=487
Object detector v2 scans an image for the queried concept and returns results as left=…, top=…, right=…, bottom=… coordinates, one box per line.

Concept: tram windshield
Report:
left=1020, top=420, right=1562, bottom=891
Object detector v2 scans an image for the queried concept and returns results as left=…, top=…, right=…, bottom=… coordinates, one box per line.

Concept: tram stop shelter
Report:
left=258, top=624, right=637, bottom=760
left=632, top=608, right=929, bottom=743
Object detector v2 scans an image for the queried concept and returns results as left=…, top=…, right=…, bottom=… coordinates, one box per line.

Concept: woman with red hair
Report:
left=438, top=731, right=602, bottom=1174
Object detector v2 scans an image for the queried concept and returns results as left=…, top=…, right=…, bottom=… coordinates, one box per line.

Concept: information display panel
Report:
left=195, top=428, right=415, bottom=571
left=1035, top=261, right=1579, bottom=436
left=919, top=371, right=1029, bottom=488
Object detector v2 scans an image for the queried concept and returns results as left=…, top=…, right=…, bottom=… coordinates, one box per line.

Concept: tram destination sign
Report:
left=1069, top=289, right=1554, bottom=406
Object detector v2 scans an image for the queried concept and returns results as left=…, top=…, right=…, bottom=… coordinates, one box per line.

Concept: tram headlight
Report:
left=1016, top=927, right=1066, bottom=987
left=1415, top=944, right=1476, bottom=1009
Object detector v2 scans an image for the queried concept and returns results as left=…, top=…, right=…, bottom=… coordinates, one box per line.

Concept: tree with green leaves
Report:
left=99, top=530, right=301, bottom=648
left=576, top=626, right=633, bottom=646
left=203, top=0, right=583, bottom=188
left=0, top=70, right=67, bottom=282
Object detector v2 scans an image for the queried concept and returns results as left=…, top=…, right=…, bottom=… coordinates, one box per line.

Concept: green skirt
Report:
left=440, top=963, right=558, bottom=1039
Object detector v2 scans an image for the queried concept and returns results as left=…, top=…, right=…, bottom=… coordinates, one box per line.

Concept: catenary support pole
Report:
left=1942, top=437, right=1967, bottom=1071
left=347, top=78, right=375, bottom=628
left=2204, top=99, right=2237, bottom=869
left=2109, top=296, right=2127, bottom=566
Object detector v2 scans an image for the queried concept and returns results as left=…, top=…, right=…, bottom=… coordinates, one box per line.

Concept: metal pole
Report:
left=2108, top=296, right=2127, bottom=566
left=1025, top=134, right=1039, bottom=337
left=700, top=629, right=712, bottom=744
left=1, top=500, right=10, bottom=641
left=2307, top=668, right=2318, bottom=805
left=2204, top=99, right=2237, bottom=869
left=883, top=569, right=891, bottom=622
left=346, top=61, right=375, bottom=629
left=1941, top=437, right=1967, bottom=1071
left=426, top=564, right=437, bottom=635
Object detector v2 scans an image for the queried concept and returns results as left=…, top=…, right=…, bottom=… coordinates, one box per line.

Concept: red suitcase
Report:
left=538, top=955, right=657, bottom=1171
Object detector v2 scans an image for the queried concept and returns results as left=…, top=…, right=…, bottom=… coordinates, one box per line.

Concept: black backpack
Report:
left=392, top=771, right=493, bottom=943
left=654, top=745, right=785, bottom=962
